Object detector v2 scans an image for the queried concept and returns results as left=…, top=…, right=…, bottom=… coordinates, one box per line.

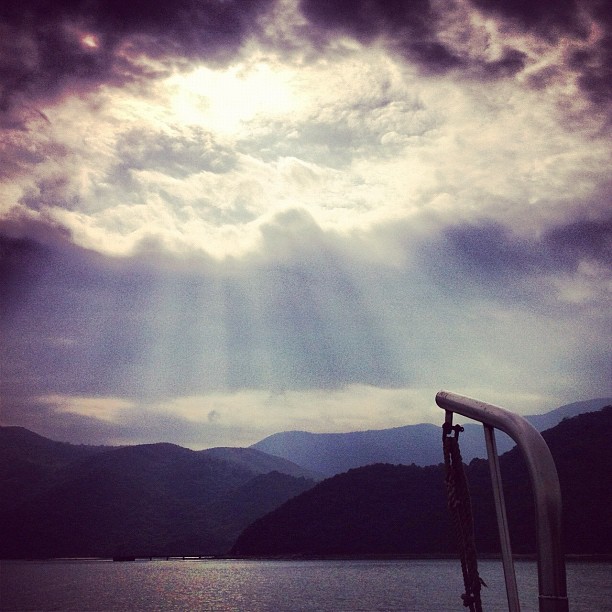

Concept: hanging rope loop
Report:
left=443, top=418, right=486, bottom=612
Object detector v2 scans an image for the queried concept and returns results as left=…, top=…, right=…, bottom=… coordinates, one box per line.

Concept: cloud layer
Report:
left=1, top=0, right=610, bottom=447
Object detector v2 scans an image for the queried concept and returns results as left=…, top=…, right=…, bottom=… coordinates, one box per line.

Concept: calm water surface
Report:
left=1, top=559, right=610, bottom=611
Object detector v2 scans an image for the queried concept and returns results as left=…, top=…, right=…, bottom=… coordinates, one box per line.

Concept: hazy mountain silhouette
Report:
left=0, top=426, right=116, bottom=511
left=250, top=398, right=611, bottom=476
left=232, top=406, right=612, bottom=556
left=0, top=429, right=316, bottom=558
left=199, top=446, right=324, bottom=480
left=0, top=426, right=115, bottom=465
left=2, top=399, right=609, bottom=559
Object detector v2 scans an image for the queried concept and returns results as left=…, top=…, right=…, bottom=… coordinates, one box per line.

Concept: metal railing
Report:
left=436, top=391, right=569, bottom=612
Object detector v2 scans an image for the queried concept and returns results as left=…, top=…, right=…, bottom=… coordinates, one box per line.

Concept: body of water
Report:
left=1, top=558, right=610, bottom=611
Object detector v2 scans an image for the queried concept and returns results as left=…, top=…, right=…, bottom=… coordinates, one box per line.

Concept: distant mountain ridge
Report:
left=0, top=425, right=115, bottom=465
left=521, top=397, right=611, bottom=430
left=250, top=398, right=611, bottom=476
left=233, top=406, right=612, bottom=556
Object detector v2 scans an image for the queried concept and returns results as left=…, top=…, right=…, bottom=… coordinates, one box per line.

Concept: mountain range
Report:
left=250, top=398, right=612, bottom=476
left=233, top=406, right=612, bottom=556
left=1, top=397, right=609, bottom=559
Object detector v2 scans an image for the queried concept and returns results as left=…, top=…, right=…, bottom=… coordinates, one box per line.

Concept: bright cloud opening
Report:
left=167, top=62, right=297, bottom=134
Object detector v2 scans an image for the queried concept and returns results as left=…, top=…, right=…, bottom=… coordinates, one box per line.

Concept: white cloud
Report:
left=5, top=37, right=608, bottom=260
left=41, top=394, right=135, bottom=423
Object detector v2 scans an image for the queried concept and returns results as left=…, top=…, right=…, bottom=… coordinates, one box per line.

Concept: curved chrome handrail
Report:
left=436, top=391, right=568, bottom=612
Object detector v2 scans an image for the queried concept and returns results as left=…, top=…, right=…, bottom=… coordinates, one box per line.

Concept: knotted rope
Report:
left=443, top=422, right=486, bottom=612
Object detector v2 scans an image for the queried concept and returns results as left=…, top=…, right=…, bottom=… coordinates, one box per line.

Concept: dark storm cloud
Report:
left=544, top=217, right=612, bottom=268
left=298, top=0, right=528, bottom=77
left=299, top=0, right=460, bottom=73
left=471, top=0, right=612, bottom=103
left=0, top=0, right=275, bottom=119
left=298, top=0, right=612, bottom=104
left=470, top=0, right=588, bottom=36
left=424, top=215, right=612, bottom=305
left=583, top=0, right=612, bottom=104
left=570, top=31, right=612, bottom=105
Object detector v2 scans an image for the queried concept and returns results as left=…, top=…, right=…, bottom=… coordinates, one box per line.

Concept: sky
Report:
left=1, top=0, right=610, bottom=449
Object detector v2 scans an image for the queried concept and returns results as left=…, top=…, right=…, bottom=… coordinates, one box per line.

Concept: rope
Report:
left=443, top=422, right=486, bottom=611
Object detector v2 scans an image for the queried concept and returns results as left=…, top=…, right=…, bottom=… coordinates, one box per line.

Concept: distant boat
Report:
left=112, top=555, right=136, bottom=562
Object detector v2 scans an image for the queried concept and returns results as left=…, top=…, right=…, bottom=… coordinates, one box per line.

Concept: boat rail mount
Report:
left=436, top=391, right=569, bottom=612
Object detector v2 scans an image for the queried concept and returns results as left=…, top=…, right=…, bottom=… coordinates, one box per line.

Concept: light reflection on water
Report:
left=1, top=558, right=610, bottom=611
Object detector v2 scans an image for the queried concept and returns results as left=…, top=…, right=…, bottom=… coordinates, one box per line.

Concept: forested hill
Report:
left=0, top=428, right=317, bottom=559
left=232, top=406, right=612, bottom=556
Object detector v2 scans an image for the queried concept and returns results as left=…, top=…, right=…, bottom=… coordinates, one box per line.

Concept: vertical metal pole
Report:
left=484, top=424, right=521, bottom=612
left=445, top=409, right=454, bottom=429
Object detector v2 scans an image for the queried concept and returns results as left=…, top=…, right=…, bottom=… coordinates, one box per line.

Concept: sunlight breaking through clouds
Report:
left=167, top=63, right=298, bottom=133
left=0, top=0, right=610, bottom=448
left=10, top=48, right=608, bottom=261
